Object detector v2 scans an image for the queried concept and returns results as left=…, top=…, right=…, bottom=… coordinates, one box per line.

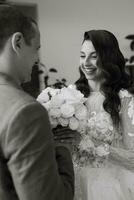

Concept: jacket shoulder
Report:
left=0, top=85, right=46, bottom=123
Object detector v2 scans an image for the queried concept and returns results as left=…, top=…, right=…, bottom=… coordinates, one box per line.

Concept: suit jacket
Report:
left=0, top=74, right=74, bottom=200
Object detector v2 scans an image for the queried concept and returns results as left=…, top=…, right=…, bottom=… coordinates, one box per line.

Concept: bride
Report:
left=54, top=30, right=134, bottom=200
left=73, top=29, right=134, bottom=200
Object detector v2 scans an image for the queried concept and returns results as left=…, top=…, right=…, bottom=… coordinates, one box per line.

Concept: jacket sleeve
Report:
left=4, top=101, right=74, bottom=200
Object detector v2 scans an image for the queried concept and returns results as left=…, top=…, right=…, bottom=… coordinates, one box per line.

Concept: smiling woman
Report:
left=71, top=29, right=134, bottom=200
left=80, top=40, right=101, bottom=83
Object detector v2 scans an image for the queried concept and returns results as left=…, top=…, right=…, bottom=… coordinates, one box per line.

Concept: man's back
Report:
left=0, top=75, right=35, bottom=200
left=0, top=74, right=74, bottom=200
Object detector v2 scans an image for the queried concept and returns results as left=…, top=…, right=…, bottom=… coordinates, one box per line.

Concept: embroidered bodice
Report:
left=72, top=90, right=134, bottom=168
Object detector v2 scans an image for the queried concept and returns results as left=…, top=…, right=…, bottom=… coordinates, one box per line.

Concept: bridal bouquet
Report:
left=37, top=85, right=88, bottom=134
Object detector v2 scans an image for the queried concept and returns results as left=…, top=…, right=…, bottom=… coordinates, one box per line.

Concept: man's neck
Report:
left=0, top=72, right=21, bottom=88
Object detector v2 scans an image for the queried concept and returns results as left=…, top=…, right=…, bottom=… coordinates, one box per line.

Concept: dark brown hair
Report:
left=75, top=30, right=134, bottom=126
left=0, top=4, right=37, bottom=52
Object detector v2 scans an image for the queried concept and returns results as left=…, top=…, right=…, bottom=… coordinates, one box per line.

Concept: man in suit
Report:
left=0, top=5, right=74, bottom=200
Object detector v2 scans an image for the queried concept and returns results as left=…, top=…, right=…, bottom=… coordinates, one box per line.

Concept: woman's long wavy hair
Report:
left=75, top=30, right=134, bottom=127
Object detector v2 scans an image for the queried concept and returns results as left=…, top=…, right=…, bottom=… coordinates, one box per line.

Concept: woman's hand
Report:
left=109, top=146, right=134, bottom=171
left=110, top=146, right=132, bottom=161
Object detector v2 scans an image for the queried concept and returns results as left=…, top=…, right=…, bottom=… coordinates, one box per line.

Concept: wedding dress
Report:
left=73, top=90, right=134, bottom=200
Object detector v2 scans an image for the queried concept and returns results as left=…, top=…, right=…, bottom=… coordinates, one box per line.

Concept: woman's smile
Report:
left=82, top=66, right=97, bottom=74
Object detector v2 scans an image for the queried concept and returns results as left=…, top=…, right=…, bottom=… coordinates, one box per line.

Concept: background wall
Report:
left=12, top=0, right=134, bottom=85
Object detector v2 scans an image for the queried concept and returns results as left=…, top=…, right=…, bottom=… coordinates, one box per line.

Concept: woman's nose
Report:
left=85, top=57, right=91, bottom=65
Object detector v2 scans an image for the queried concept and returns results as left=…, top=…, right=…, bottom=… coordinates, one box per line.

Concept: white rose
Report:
left=37, top=87, right=60, bottom=103
left=69, top=117, right=79, bottom=130
left=58, top=117, right=69, bottom=127
left=61, top=104, right=75, bottom=118
left=49, top=108, right=61, bottom=118
left=50, top=94, right=65, bottom=108
left=60, top=86, right=86, bottom=104
left=37, top=90, right=50, bottom=103
left=48, top=87, right=60, bottom=97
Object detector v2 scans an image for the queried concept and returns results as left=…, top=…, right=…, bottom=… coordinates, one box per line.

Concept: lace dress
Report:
left=72, top=90, right=134, bottom=200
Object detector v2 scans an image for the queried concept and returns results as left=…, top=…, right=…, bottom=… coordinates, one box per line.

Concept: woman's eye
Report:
left=91, top=55, right=97, bottom=59
left=80, top=55, right=85, bottom=58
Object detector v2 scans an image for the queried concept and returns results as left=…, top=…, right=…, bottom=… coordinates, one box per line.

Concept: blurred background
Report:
left=1, top=0, right=134, bottom=96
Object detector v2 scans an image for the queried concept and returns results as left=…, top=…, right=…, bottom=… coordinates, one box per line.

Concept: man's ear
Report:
left=11, top=32, right=24, bottom=54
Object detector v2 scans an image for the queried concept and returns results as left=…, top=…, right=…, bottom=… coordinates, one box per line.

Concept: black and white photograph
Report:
left=0, top=0, right=134, bottom=199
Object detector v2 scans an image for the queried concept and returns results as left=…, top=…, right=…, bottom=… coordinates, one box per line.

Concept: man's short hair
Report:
left=0, top=4, right=37, bottom=52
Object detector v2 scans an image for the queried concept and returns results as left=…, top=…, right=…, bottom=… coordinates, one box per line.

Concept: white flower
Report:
left=68, top=84, right=76, bottom=89
left=37, top=90, right=50, bottom=103
left=49, top=108, right=61, bottom=118
left=60, top=86, right=86, bottom=104
left=37, top=85, right=88, bottom=133
left=50, top=94, right=65, bottom=108
left=61, top=104, right=75, bottom=118
left=47, top=87, right=60, bottom=97
left=58, top=117, right=69, bottom=127
left=69, top=117, right=79, bottom=130
left=37, top=87, right=60, bottom=103
left=75, top=104, right=88, bottom=120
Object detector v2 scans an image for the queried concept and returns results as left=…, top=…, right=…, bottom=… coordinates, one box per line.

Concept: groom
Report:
left=0, top=4, right=74, bottom=200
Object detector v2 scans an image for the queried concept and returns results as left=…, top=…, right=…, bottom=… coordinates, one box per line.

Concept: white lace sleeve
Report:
left=108, top=90, right=134, bottom=171
left=119, top=90, right=134, bottom=149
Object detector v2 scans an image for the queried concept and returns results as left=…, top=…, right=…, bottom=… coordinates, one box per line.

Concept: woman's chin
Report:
left=85, top=73, right=97, bottom=80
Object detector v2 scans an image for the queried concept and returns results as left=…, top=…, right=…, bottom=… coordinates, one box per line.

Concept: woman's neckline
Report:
left=90, top=91, right=101, bottom=93
left=90, top=91, right=100, bottom=93
left=90, top=90, right=104, bottom=96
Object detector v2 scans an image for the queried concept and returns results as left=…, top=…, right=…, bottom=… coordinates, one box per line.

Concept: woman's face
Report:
left=80, top=40, right=101, bottom=80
